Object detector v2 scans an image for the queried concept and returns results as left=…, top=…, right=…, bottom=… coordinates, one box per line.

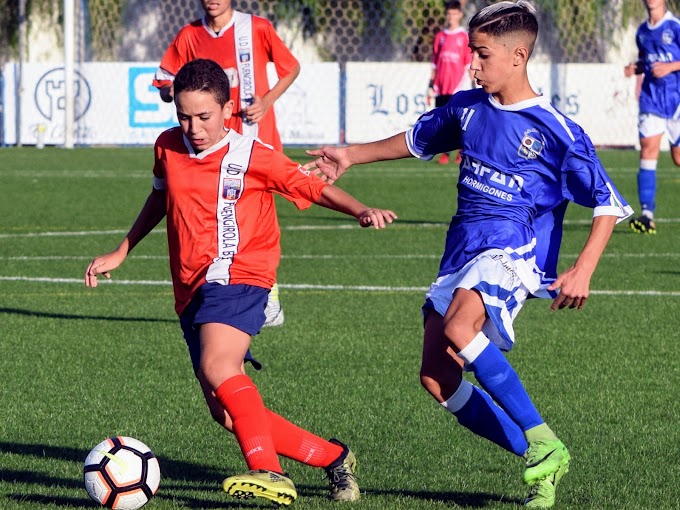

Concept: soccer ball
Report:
left=83, top=436, right=161, bottom=509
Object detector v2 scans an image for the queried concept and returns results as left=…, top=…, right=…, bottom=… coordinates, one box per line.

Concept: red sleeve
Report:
left=152, top=26, right=193, bottom=89
left=266, top=149, right=327, bottom=210
left=463, top=32, right=472, bottom=66
left=432, top=32, right=442, bottom=66
left=257, top=17, right=299, bottom=78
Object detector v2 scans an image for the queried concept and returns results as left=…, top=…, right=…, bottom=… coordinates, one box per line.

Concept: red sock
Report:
left=214, top=375, right=282, bottom=473
left=266, top=410, right=343, bottom=468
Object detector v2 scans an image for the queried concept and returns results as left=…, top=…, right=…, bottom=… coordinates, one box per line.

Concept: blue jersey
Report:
left=406, top=89, right=632, bottom=288
left=636, top=11, right=680, bottom=118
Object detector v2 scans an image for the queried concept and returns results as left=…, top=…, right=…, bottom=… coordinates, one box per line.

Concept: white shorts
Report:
left=424, top=249, right=533, bottom=352
left=638, top=113, right=680, bottom=145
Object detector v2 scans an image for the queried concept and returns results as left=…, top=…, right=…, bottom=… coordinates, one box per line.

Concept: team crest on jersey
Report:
left=239, top=48, right=251, bottom=63
left=518, top=129, right=544, bottom=160
left=222, top=178, right=242, bottom=201
left=663, top=29, right=674, bottom=45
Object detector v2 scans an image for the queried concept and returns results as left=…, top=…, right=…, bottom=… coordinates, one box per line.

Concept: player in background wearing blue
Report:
left=624, top=0, right=680, bottom=234
left=306, top=2, right=632, bottom=507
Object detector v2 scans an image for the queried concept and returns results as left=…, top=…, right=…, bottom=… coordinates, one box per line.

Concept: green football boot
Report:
left=223, top=469, right=297, bottom=506
left=324, top=439, right=360, bottom=501
left=523, top=439, right=571, bottom=485
left=524, top=457, right=570, bottom=508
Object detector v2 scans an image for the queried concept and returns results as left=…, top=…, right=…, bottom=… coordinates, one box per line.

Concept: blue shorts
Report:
left=179, top=283, right=266, bottom=373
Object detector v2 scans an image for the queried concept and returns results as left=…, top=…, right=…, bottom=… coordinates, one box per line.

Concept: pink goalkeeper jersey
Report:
left=432, top=27, right=471, bottom=96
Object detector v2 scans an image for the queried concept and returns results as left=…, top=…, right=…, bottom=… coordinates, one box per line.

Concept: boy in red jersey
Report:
left=153, top=0, right=298, bottom=152
left=428, top=1, right=473, bottom=164
left=153, top=0, right=301, bottom=325
left=86, top=58, right=396, bottom=506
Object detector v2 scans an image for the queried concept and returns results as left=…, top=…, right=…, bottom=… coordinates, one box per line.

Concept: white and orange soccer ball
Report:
left=83, top=436, right=161, bottom=510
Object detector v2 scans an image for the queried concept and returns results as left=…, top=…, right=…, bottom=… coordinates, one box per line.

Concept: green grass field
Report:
left=0, top=146, right=678, bottom=510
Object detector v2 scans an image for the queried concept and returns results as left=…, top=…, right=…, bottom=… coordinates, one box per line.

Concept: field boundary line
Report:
left=2, top=276, right=680, bottom=297
left=2, top=217, right=680, bottom=238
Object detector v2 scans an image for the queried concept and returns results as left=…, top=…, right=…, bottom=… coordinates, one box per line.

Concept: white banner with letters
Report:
left=1, top=62, right=340, bottom=146
left=344, top=62, right=639, bottom=147
left=1, top=61, right=640, bottom=147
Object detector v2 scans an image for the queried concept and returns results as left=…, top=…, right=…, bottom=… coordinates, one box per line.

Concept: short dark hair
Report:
left=468, top=1, right=538, bottom=50
left=173, top=58, right=231, bottom=106
left=445, top=1, right=462, bottom=11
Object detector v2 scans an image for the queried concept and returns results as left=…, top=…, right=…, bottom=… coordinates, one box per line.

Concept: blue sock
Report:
left=638, top=161, right=657, bottom=213
left=462, top=338, right=543, bottom=432
left=445, top=382, right=528, bottom=456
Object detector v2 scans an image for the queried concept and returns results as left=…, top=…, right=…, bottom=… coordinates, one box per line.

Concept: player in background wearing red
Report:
left=153, top=0, right=299, bottom=327
left=428, top=1, right=473, bottom=165
left=90, top=59, right=397, bottom=506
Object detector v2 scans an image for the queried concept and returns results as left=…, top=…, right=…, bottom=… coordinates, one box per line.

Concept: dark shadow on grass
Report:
left=0, top=442, right=520, bottom=508
left=0, top=307, right=174, bottom=323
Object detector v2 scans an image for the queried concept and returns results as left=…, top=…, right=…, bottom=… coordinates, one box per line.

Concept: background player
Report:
left=306, top=2, right=632, bottom=507
left=89, top=59, right=396, bottom=506
left=427, top=0, right=473, bottom=164
left=153, top=0, right=300, bottom=324
left=624, top=0, right=680, bottom=234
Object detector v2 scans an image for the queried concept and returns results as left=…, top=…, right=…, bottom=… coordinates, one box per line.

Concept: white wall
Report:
left=3, top=61, right=639, bottom=147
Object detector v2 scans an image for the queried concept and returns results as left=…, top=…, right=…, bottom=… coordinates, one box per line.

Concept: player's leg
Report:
left=195, top=369, right=359, bottom=501
left=667, top=118, right=680, bottom=167
left=200, top=322, right=297, bottom=505
left=443, top=288, right=569, bottom=486
left=420, top=308, right=528, bottom=456
left=631, top=114, right=663, bottom=233
left=263, top=282, right=285, bottom=327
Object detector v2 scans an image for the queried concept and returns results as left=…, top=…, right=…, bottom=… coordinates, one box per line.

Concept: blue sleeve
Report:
left=405, top=103, right=463, bottom=160
left=561, top=134, right=633, bottom=221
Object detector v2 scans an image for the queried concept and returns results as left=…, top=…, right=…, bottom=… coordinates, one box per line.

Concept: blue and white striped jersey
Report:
left=406, top=88, right=632, bottom=289
left=636, top=10, right=680, bottom=118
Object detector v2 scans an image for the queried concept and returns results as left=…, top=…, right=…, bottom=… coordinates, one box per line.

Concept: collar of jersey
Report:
left=646, top=10, right=674, bottom=30
left=183, top=128, right=235, bottom=159
left=487, top=94, right=549, bottom=112
left=201, top=15, right=236, bottom=37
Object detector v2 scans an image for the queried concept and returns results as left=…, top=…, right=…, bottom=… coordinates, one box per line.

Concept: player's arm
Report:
left=85, top=189, right=166, bottom=287
left=315, top=184, right=397, bottom=229
left=245, top=63, right=301, bottom=124
left=548, top=215, right=617, bottom=311
left=304, top=133, right=410, bottom=184
left=650, top=59, right=680, bottom=79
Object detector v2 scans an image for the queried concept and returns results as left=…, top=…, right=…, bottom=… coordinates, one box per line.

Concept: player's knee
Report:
left=671, top=150, right=680, bottom=166
left=442, top=320, right=469, bottom=351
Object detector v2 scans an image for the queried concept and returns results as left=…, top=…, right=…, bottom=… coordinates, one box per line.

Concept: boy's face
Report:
left=445, top=8, right=463, bottom=28
left=644, top=0, right=666, bottom=12
left=175, top=90, right=233, bottom=152
left=468, top=31, right=520, bottom=94
left=201, top=0, right=232, bottom=18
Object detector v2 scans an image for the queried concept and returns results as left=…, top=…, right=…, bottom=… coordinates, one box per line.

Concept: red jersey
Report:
left=153, top=127, right=326, bottom=315
left=432, top=28, right=471, bottom=96
left=153, top=13, right=299, bottom=151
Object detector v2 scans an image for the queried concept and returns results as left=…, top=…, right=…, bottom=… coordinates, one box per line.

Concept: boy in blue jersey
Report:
left=624, top=0, right=680, bottom=234
left=306, top=1, right=632, bottom=508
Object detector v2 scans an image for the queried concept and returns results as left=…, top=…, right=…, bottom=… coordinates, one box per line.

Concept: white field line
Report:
left=1, top=252, right=679, bottom=262
left=2, top=217, right=680, bottom=239
left=1, top=275, right=679, bottom=297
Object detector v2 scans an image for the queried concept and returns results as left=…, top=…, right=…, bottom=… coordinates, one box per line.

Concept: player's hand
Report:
left=650, top=62, right=675, bottom=79
left=547, top=265, right=594, bottom=311
left=85, top=250, right=126, bottom=288
left=357, top=208, right=397, bottom=229
left=243, top=95, right=268, bottom=123
left=624, top=63, right=636, bottom=77
left=160, top=86, right=174, bottom=103
left=303, top=146, right=351, bottom=184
